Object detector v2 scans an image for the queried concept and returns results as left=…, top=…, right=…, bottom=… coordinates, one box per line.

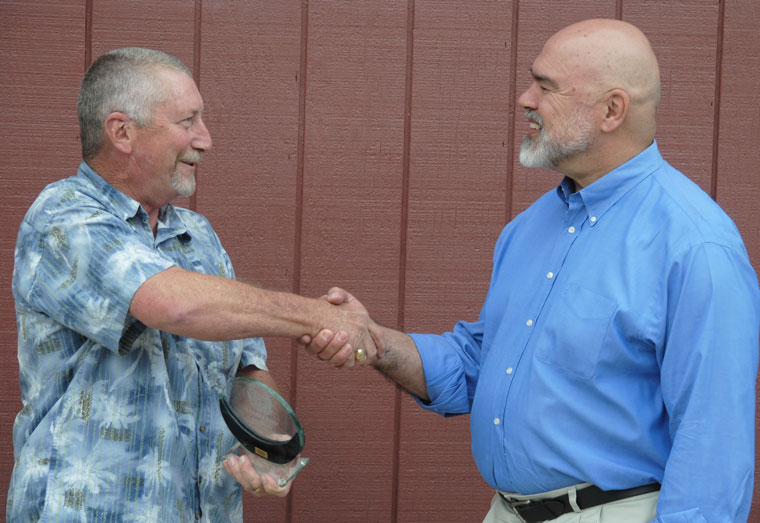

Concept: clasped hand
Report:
left=304, top=288, right=380, bottom=368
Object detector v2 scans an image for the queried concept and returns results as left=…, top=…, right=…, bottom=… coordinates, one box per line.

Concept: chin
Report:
left=519, top=140, right=551, bottom=168
left=171, top=172, right=197, bottom=198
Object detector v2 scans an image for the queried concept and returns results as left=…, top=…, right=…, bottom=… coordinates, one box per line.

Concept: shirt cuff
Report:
left=409, top=333, right=471, bottom=416
left=238, top=337, right=268, bottom=373
left=652, top=508, right=707, bottom=523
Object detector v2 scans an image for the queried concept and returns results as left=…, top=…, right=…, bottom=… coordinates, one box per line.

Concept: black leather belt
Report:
left=499, top=483, right=661, bottom=522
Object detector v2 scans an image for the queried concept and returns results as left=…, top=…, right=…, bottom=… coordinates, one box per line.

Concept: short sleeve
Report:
left=14, top=205, right=175, bottom=352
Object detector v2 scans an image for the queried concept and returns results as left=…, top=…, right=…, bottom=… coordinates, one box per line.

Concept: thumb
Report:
left=326, top=287, right=351, bottom=305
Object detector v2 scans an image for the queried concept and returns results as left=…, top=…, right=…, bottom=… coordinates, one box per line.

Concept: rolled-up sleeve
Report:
left=409, top=318, right=485, bottom=416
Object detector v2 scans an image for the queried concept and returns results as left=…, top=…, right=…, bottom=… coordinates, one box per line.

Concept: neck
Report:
left=87, top=155, right=163, bottom=235
left=561, top=140, right=649, bottom=189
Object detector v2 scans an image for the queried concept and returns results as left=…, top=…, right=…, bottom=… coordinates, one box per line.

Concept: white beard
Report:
left=171, top=169, right=196, bottom=197
left=519, top=107, right=594, bottom=169
left=172, top=152, right=201, bottom=197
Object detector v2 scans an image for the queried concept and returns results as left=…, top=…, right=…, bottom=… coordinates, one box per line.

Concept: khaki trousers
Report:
left=482, top=483, right=659, bottom=523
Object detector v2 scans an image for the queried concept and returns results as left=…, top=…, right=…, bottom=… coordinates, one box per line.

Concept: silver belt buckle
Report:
left=501, top=496, right=532, bottom=523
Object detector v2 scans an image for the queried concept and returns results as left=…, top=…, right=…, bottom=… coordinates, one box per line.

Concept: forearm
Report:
left=236, top=365, right=279, bottom=390
left=370, top=321, right=429, bottom=401
left=130, top=266, right=351, bottom=342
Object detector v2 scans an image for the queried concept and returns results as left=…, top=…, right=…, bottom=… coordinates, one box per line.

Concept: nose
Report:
left=518, top=83, right=537, bottom=111
left=193, top=117, right=212, bottom=152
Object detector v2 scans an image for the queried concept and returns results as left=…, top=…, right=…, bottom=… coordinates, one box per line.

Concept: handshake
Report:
left=300, top=287, right=381, bottom=369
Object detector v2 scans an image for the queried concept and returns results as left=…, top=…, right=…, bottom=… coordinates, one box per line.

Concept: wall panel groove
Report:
left=710, top=0, right=725, bottom=200
left=392, top=1, right=417, bottom=520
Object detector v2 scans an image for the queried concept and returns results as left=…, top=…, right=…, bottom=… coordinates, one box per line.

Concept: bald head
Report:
left=546, top=19, right=660, bottom=114
left=518, top=19, right=662, bottom=184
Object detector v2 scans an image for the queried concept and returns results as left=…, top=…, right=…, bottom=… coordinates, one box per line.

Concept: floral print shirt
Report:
left=8, top=161, right=267, bottom=522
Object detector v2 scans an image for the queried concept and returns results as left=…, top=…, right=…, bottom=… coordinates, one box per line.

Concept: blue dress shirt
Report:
left=410, top=142, right=760, bottom=522
left=8, top=162, right=267, bottom=522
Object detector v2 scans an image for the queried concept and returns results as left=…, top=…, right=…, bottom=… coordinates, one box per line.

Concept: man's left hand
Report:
left=223, top=454, right=292, bottom=498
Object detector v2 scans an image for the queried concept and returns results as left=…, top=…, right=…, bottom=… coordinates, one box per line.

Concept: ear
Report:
left=103, top=112, right=134, bottom=154
left=599, top=89, right=629, bottom=133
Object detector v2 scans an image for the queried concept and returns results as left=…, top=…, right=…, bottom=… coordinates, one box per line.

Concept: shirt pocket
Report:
left=534, top=283, right=617, bottom=380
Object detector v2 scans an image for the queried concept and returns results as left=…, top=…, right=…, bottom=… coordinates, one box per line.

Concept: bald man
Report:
left=306, top=19, right=759, bottom=522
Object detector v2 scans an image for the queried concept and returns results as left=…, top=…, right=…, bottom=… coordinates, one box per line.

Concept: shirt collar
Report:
left=78, top=161, right=141, bottom=221
left=554, top=141, right=664, bottom=225
left=156, top=204, right=190, bottom=244
left=78, top=161, right=190, bottom=240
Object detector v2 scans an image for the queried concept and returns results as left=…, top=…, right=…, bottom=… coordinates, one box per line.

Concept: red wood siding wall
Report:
left=1, top=1, right=758, bottom=521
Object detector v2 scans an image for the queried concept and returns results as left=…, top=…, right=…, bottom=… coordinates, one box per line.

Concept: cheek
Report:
left=173, top=133, right=194, bottom=155
left=539, top=103, right=571, bottom=133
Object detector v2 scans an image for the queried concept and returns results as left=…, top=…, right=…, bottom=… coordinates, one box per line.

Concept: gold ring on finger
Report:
left=355, top=347, right=367, bottom=362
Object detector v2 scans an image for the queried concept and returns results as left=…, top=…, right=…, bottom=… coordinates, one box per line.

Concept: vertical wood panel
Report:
left=714, top=2, right=760, bottom=518
left=624, top=1, right=719, bottom=194
left=0, top=0, right=86, bottom=508
left=400, top=1, right=511, bottom=521
left=295, top=2, right=407, bottom=521
left=90, top=0, right=196, bottom=66
left=715, top=0, right=760, bottom=271
left=199, top=2, right=303, bottom=521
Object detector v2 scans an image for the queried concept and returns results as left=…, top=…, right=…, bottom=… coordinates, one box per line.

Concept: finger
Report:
left=350, top=340, right=376, bottom=368
left=320, top=330, right=353, bottom=365
left=297, top=334, right=312, bottom=345
left=315, top=330, right=348, bottom=361
left=330, top=343, right=355, bottom=368
left=326, top=287, right=351, bottom=305
left=304, top=329, right=335, bottom=356
left=237, top=455, right=269, bottom=496
left=261, top=473, right=292, bottom=498
left=223, top=454, right=263, bottom=493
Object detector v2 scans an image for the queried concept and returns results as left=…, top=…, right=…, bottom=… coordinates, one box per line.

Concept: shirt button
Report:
left=546, top=272, right=554, bottom=279
left=590, top=216, right=597, bottom=223
left=506, top=367, right=513, bottom=374
left=199, top=425, right=206, bottom=433
left=494, top=418, right=501, bottom=425
left=568, top=226, right=576, bottom=234
left=526, top=319, right=533, bottom=327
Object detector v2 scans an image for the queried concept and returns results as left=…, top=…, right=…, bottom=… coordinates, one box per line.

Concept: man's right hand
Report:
left=305, top=288, right=381, bottom=368
left=303, top=288, right=429, bottom=400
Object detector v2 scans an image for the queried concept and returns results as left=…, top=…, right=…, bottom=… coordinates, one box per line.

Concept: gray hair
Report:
left=77, top=48, right=192, bottom=161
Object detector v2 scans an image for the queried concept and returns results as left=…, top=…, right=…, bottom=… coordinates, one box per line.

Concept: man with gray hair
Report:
left=7, top=47, right=375, bottom=521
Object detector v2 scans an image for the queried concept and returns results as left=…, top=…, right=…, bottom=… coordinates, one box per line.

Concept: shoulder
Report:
left=22, top=175, right=112, bottom=233
left=649, top=162, right=744, bottom=251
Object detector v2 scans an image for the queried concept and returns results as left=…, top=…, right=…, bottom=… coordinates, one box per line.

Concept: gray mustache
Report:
left=179, top=152, right=202, bottom=164
left=525, top=109, right=543, bottom=127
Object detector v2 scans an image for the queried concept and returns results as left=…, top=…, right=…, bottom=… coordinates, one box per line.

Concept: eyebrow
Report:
left=529, top=68, right=560, bottom=89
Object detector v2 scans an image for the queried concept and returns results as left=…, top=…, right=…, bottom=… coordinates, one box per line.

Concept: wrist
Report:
left=311, top=296, right=336, bottom=337
left=368, top=319, right=385, bottom=363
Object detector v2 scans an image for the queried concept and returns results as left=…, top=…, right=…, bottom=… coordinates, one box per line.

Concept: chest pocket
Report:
left=534, top=283, right=617, bottom=380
